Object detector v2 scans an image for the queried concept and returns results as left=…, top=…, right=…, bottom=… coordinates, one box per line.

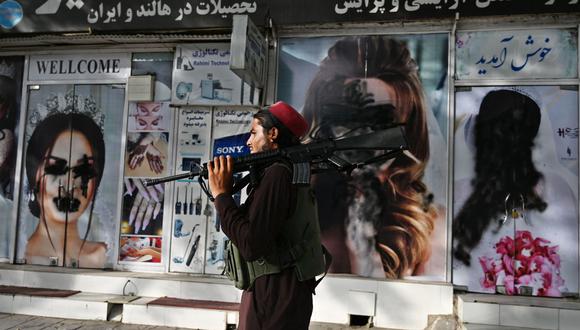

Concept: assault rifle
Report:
left=145, top=125, right=410, bottom=200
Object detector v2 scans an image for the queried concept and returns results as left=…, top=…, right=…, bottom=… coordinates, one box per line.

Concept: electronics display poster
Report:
left=16, top=84, right=125, bottom=268
left=131, top=52, right=174, bottom=102
left=204, top=108, right=256, bottom=275
left=170, top=181, right=207, bottom=273
left=456, top=29, right=578, bottom=80
left=453, top=86, right=579, bottom=297
left=168, top=107, right=212, bottom=274
left=0, top=56, right=24, bottom=261
left=172, top=44, right=259, bottom=106
left=277, top=34, right=449, bottom=280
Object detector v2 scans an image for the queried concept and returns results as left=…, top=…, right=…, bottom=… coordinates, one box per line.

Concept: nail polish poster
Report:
left=125, top=132, right=169, bottom=177
left=204, top=107, right=256, bottom=275
left=121, top=178, right=164, bottom=236
left=172, top=44, right=259, bottom=106
left=0, top=56, right=24, bottom=261
left=168, top=107, right=212, bottom=274
left=119, top=236, right=162, bottom=263
left=453, top=86, right=578, bottom=297
left=127, top=101, right=171, bottom=132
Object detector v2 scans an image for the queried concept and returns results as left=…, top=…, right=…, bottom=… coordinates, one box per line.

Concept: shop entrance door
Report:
left=17, top=84, right=125, bottom=268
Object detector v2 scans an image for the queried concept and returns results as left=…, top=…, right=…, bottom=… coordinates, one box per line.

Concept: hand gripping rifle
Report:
left=145, top=125, right=410, bottom=200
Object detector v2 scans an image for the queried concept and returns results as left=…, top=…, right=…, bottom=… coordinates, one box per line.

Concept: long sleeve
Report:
left=215, top=163, right=296, bottom=261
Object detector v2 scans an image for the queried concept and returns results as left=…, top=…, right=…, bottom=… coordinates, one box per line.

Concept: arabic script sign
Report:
left=456, top=29, right=578, bottom=80
left=0, top=0, right=578, bottom=34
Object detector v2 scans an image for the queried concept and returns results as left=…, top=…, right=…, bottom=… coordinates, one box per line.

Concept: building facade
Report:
left=0, top=1, right=579, bottom=328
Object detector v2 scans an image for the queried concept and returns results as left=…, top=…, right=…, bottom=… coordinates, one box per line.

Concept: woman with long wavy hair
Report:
left=302, top=36, right=437, bottom=278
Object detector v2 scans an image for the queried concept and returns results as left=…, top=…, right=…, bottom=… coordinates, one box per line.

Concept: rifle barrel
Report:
left=145, top=171, right=200, bottom=186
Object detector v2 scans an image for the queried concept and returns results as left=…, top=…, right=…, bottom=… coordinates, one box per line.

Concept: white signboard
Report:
left=169, top=107, right=213, bottom=274
left=172, top=43, right=258, bottom=106
left=230, top=15, right=267, bottom=88
left=28, top=53, right=131, bottom=81
left=456, top=29, right=578, bottom=80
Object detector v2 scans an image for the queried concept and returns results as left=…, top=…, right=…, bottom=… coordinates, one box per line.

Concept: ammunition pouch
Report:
left=224, top=185, right=332, bottom=290
left=224, top=241, right=282, bottom=290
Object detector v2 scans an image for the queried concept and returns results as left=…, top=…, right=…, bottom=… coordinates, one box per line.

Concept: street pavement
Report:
left=0, top=313, right=388, bottom=330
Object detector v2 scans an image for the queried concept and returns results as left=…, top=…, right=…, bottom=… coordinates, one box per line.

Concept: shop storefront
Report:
left=0, top=0, right=579, bottom=328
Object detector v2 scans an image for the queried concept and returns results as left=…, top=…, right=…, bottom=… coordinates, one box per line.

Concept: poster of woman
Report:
left=17, top=85, right=124, bottom=268
left=277, top=34, right=449, bottom=280
left=0, top=56, right=23, bottom=261
left=453, top=86, right=579, bottom=297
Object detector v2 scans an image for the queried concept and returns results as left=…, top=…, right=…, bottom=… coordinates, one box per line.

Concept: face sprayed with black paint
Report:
left=316, top=78, right=398, bottom=166
left=36, top=130, right=97, bottom=224
left=303, top=36, right=435, bottom=278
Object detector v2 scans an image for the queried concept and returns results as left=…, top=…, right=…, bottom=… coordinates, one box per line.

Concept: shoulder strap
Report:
left=313, top=245, right=332, bottom=292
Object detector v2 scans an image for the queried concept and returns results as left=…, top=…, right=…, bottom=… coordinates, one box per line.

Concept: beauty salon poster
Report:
left=17, top=84, right=125, bottom=268
left=277, top=34, right=449, bottom=281
left=119, top=52, right=175, bottom=265
left=452, top=86, right=579, bottom=297
left=0, top=56, right=24, bottom=261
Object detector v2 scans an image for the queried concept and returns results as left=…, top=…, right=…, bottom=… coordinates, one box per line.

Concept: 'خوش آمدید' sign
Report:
left=456, top=29, right=578, bottom=80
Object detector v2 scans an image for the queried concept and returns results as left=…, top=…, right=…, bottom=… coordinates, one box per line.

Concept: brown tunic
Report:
left=215, top=163, right=314, bottom=330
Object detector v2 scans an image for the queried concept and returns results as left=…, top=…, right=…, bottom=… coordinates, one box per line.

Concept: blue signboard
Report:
left=212, top=132, right=250, bottom=157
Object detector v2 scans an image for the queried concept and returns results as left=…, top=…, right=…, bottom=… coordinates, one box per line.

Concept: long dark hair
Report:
left=0, top=75, right=17, bottom=131
left=0, top=75, right=18, bottom=195
left=453, top=89, right=547, bottom=265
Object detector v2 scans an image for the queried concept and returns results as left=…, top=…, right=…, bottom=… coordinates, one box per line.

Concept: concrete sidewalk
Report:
left=0, top=313, right=386, bottom=330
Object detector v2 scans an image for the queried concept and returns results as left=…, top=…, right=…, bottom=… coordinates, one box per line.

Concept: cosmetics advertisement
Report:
left=0, top=56, right=23, bottom=262
left=277, top=34, right=449, bottom=280
left=453, top=86, right=578, bottom=297
left=17, top=84, right=125, bottom=268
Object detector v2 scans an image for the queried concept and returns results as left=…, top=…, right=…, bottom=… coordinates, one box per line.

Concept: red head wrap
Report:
left=268, top=101, right=309, bottom=138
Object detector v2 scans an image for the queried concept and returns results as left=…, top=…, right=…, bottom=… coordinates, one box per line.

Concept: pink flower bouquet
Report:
left=479, top=230, right=565, bottom=297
